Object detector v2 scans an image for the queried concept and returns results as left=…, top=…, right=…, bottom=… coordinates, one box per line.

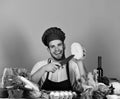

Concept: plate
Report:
left=106, top=95, right=120, bottom=99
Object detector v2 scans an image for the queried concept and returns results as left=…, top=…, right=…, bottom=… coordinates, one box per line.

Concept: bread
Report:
left=71, top=42, right=83, bottom=60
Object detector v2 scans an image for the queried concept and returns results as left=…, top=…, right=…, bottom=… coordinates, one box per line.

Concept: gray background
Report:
left=0, top=0, right=120, bottom=80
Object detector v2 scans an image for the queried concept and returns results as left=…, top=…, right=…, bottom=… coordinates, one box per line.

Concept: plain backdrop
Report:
left=0, top=0, right=120, bottom=80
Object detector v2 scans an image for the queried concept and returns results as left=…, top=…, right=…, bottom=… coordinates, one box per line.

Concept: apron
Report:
left=39, top=61, right=72, bottom=91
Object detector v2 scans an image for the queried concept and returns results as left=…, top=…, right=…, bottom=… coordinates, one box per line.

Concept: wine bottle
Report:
left=97, top=56, right=103, bottom=82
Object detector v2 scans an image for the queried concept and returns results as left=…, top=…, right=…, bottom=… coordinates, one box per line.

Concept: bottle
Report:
left=97, top=56, right=103, bottom=82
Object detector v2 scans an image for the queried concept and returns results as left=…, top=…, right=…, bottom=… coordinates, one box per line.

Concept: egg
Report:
left=68, top=91, right=73, bottom=99
left=54, top=91, right=59, bottom=99
left=64, top=91, right=69, bottom=99
left=59, top=91, right=64, bottom=99
left=49, top=91, right=54, bottom=99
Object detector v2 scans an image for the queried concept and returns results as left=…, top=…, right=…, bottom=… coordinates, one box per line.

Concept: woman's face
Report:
left=48, top=40, right=65, bottom=61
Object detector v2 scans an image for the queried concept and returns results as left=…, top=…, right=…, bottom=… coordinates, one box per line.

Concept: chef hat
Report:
left=42, top=27, right=66, bottom=47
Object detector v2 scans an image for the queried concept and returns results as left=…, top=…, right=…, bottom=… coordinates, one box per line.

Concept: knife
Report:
left=60, top=55, right=74, bottom=66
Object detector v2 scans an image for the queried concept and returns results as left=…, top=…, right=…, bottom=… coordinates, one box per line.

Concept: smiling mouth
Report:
left=54, top=51, right=62, bottom=55
left=54, top=53, right=61, bottom=56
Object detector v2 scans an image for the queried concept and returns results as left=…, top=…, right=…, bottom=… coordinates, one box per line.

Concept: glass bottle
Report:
left=97, top=56, right=103, bottom=82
